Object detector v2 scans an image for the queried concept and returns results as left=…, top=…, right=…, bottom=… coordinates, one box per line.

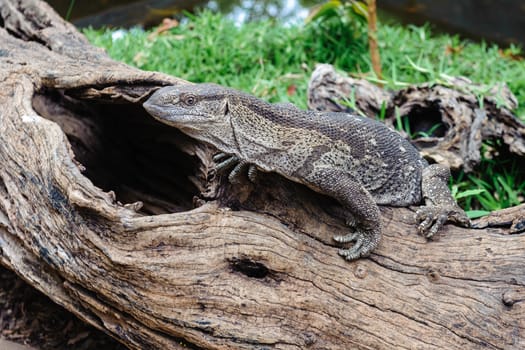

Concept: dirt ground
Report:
left=0, top=266, right=127, bottom=350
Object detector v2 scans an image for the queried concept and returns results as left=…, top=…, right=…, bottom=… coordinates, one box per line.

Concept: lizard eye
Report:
left=183, top=94, right=197, bottom=106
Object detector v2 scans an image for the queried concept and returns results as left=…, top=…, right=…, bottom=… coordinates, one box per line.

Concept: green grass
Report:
left=83, top=11, right=369, bottom=108
left=84, top=12, right=525, bottom=116
left=378, top=25, right=525, bottom=114
left=452, top=142, right=525, bottom=217
left=83, top=11, right=525, bottom=215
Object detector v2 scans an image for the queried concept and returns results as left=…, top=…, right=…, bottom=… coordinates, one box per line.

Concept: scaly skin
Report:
left=143, top=83, right=470, bottom=260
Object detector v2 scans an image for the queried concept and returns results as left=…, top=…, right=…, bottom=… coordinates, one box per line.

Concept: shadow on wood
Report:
left=0, top=1, right=523, bottom=349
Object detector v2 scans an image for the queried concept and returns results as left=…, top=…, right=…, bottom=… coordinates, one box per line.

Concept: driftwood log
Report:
left=308, top=64, right=525, bottom=172
left=0, top=1, right=524, bottom=349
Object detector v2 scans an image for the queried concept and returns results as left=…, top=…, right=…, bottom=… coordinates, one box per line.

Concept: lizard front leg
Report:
left=309, top=168, right=381, bottom=260
left=416, top=164, right=470, bottom=238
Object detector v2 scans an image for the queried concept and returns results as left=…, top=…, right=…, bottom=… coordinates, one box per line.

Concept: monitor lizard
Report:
left=143, top=83, right=470, bottom=260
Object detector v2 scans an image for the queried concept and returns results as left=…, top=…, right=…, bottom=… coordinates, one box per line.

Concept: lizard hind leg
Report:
left=417, top=164, right=470, bottom=238
left=309, top=169, right=382, bottom=260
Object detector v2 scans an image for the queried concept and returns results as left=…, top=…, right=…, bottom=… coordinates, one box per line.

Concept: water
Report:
left=44, top=0, right=315, bottom=28
left=45, top=0, right=525, bottom=45
left=208, top=0, right=311, bottom=25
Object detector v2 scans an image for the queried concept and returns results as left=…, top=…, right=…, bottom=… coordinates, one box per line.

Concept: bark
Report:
left=0, top=1, right=524, bottom=349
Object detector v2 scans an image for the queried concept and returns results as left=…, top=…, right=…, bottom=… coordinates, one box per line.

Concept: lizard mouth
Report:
left=142, top=100, right=163, bottom=117
left=142, top=103, right=210, bottom=125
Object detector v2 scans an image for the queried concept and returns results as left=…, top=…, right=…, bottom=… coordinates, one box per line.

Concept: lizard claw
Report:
left=416, top=205, right=470, bottom=239
left=213, top=152, right=229, bottom=162
left=334, top=228, right=380, bottom=261
left=247, top=165, right=258, bottom=183
left=228, top=161, right=248, bottom=184
left=213, top=153, right=258, bottom=184
left=215, top=154, right=239, bottom=172
left=418, top=164, right=471, bottom=238
left=333, top=232, right=359, bottom=243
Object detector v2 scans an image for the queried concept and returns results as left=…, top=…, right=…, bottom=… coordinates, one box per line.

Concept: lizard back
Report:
left=227, top=91, right=426, bottom=206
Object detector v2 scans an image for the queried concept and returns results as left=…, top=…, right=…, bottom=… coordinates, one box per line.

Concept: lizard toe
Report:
left=424, top=213, right=448, bottom=239
left=215, top=155, right=239, bottom=173
left=213, top=152, right=229, bottom=162
left=336, top=228, right=379, bottom=261
left=333, top=232, right=359, bottom=243
left=417, top=205, right=468, bottom=238
left=338, top=239, right=363, bottom=260
left=416, top=207, right=434, bottom=233
left=247, top=165, right=258, bottom=183
left=449, top=210, right=471, bottom=228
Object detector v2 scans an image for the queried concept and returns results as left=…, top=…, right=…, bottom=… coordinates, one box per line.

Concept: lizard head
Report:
left=143, top=83, right=230, bottom=126
left=143, top=83, right=237, bottom=152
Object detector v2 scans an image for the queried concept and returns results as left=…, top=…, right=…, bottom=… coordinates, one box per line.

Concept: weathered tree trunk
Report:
left=308, top=64, right=525, bottom=173
left=0, top=1, right=523, bottom=349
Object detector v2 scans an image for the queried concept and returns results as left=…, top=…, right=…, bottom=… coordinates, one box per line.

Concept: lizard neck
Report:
left=227, top=95, right=322, bottom=175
